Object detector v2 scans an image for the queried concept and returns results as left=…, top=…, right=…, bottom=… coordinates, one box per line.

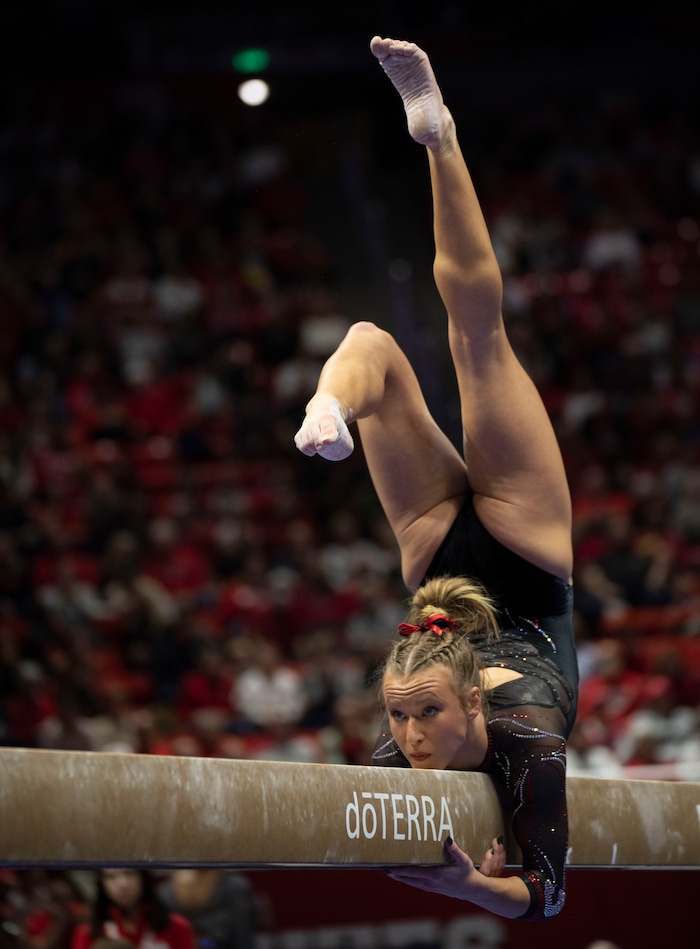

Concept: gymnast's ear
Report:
left=465, top=685, right=482, bottom=717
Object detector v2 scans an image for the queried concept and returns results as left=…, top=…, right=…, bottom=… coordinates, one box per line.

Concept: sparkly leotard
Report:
left=372, top=495, right=577, bottom=920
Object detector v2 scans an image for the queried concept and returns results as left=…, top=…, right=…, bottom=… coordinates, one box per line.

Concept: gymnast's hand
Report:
left=384, top=836, right=506, bottom=900
left=479, top=835, right=507, bottom=877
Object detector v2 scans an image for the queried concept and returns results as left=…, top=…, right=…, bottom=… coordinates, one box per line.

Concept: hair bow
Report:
left=397, top=613, right=460, bottom=636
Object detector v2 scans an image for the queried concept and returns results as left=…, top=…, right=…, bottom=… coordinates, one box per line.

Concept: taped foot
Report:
left=294, top=401, right=355, bottom=461
left=370, top=35, right=451, bottom=150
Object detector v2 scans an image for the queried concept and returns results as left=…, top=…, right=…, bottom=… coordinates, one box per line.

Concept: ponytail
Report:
left=381, top=575, right=499, bottom=708
left=408, top=575, right=499, bottom=639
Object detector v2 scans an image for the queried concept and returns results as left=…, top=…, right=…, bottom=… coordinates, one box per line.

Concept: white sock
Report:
left=294, top=399, right=354, bottom=461
left=370, top=35, right=450, bottom=149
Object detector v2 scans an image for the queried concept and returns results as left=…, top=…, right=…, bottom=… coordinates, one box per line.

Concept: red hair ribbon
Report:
left=397, top=613, right=460, bottom=637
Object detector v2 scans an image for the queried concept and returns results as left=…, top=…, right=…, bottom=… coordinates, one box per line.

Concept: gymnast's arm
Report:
left=504, top=722, right=570, bottom=919
left=386, top=769, right=567, bottom=921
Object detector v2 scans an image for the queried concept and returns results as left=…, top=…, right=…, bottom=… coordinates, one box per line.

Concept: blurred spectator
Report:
left=615, top=674, right=700, bottom=776
left=246, top=721, right=326, bottom=762
left=158, top=871, right=257, bottom=949
left=294, top=627, right=368, bottom=729
left=329, top=691, right=383, bottom=766
left=4, top=662, right=57, bottom=747
left=35, top=692, right=96, bottom=752
left=176, top=643, right=235, bottom=723
left=142, top=517, right=212, bottom=608
left=270, top=337, right=324, bottom=408
left=318, top=510, right=396, bottom=592
left=576, top=638, right=662, bottom=745
left=0, top=871, right=86, bottom=949
left=344, top=572, right=405, bottom=661
left=671, top=467, right=700, bottom=543
left=233, top=639, right=308, bottom=732
left=214, top=550, right=275, bottom=640
left=582, top=208, right=642, bottom=273
left=603, top=513, right=675, bottom=606
left=71, top=871, right=193, bottom=949
left=566, top=718, right=624, bottom=778
left=153, top=256, right=204, bottom=326
left=575, top=511, right=674, bottom=620
left=99, top=530, right=180, bottom=638
left=35, top=556, right=111, bottom=632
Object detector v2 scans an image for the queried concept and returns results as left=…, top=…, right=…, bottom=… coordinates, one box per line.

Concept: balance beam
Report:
left=1, top=748, right=698, bottom=869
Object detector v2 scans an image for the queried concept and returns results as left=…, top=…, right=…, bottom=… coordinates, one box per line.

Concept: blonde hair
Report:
left=382, top=575, right=500, bottom=709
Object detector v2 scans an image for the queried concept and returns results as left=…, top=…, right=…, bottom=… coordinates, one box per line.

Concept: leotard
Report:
left=372, top=495, right=577, bottom=920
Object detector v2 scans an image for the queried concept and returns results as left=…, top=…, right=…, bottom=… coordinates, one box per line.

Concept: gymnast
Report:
left=294, top=36, right=577, bottom=920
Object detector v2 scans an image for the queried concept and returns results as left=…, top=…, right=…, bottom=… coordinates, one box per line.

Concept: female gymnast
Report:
left=294, top=36, right=577, bottom=920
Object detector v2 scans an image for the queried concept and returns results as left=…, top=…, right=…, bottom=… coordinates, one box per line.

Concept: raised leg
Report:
left=294, top=322, right=468, bottom=590
left=370, top=36, right=572, bottom=580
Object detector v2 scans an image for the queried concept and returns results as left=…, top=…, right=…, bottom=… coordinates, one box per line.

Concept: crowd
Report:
left=0, top=23, right=699, bottom=948
left=0, top=867, right=261, bottom=949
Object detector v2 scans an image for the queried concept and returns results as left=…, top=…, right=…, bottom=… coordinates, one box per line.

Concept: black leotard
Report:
left=372, top=495, right=577, bottom=920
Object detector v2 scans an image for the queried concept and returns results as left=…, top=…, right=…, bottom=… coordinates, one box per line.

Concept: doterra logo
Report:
left=346, top=790, right=454, bottom=841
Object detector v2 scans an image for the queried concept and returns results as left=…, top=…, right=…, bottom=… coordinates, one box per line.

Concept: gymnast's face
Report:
left=383, top=665, right=482, bottom=770
left=101, top=869, right=143, bottom=910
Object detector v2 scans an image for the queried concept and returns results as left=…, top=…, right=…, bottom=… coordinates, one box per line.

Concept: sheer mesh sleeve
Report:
left=484, top=706, right=569, bottom=920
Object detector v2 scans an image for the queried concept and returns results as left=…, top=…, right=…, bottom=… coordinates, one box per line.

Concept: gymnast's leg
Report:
left=369, top=36, right=572, bottom=581
left=295, top=36, right=572, bottom=586
left=294, top=320, right=469, bottom=591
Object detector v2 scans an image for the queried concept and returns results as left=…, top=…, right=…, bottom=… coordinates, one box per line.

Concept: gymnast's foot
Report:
left=370, top=35, right=454, bottom=152
left=294, top=398, right=355, bottom=461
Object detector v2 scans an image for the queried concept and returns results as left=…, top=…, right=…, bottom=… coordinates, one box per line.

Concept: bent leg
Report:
left=295, top=322, right=468, bottom=589
left=371, top=37, right=572, bottom=580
